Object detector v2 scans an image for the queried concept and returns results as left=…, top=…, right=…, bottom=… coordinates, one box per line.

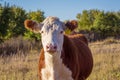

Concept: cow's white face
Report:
left=24, top=16, right=65, bottom=54
left=40, top=17, right=64, bottom=54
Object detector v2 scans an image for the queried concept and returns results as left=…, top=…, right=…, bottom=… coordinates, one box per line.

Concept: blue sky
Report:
left=1, top=0, right=120, bottom=20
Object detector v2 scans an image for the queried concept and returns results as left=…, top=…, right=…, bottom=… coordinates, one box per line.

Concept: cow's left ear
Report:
left=64, top=20, right=78, bottom=31
left=24, top=20, right=42, bottom=33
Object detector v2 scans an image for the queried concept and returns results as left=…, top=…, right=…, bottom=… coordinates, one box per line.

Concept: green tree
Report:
left=11, top=6, right=27, bottom=36
left=27, top=10, right=45, bottom=22
left=76, top=9, right=101, bottom=31
left=0, top=3, right=27, bottom=43
left=93, top=11, right=120, bottom=38
left=77, top=10, right=91, bottom=30
left=0, top=3, right=13, bottom=40
left=76, top=10, right=120, bottom=39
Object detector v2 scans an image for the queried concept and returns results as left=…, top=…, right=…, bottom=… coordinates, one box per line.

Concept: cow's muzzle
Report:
left=46, top=43, right=57, bottom=53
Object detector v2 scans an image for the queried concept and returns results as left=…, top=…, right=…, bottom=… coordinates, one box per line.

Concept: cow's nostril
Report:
left=46, top=44, right=57, bottom=53
left=46, top=45, right=49, bottom=49
left=54, top=46, right=57, bottom=49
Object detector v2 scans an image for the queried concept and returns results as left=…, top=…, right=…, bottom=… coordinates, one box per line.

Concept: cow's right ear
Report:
left=24, top=20, right=42, bottom=33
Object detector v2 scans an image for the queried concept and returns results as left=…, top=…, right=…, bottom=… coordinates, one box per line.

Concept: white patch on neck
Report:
left=41, top=52, right=73, bottom=80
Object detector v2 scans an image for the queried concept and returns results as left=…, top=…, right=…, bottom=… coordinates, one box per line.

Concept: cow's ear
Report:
left=65, top=20, right=78, bottom=31
left=24, top=20, right=42, bottom=33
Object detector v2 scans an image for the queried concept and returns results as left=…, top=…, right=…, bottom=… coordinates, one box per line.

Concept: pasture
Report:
left=0, top=38, right=120, bottom=80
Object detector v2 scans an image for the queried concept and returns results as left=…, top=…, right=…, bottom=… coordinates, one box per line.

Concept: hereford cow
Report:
left=24, top=16, right=93, bottom=80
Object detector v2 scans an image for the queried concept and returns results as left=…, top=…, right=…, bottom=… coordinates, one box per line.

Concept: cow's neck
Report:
left=41, top=52, right=73, bottom=80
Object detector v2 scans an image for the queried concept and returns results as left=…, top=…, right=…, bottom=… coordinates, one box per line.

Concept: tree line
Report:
left=0, top=3, right=45, bottom=43
left=76, top=10, right=120, bottom=40
left=0, top=3, right=120, bottom=43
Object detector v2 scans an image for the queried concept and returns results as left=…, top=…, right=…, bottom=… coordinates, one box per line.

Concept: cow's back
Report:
left=69, top=34, right=88, bottom=45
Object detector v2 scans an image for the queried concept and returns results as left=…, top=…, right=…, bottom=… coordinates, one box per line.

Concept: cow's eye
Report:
left=40, top=31, right=44, bottom=34
left=60, top=31, right=63, bottom=34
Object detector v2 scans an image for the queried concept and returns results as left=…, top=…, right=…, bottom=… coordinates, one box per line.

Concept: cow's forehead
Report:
left=43, top=16, right=59, bottom=24
left=42, top=16, right=63, bottom=30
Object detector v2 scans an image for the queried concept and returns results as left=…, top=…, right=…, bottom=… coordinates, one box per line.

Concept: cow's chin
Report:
left=47, top=51, right=56, bottom=54
left=45, top=50, right=57, bottom=55
left=45, top=50, right=61, bottom=56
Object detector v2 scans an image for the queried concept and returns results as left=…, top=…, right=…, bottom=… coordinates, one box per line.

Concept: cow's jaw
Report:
left=41, top=52, right=73, bottom=80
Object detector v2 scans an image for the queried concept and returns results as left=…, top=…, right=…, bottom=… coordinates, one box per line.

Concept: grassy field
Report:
left=88, top=40, right=120, bottom=80
left=0, top=38, right=120, bottom=80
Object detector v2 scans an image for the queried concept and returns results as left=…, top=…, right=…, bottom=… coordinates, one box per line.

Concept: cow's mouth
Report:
left=47, top=49, right=56, bottom=53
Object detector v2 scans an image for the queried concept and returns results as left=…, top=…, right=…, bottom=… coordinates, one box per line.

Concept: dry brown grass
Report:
left=88, top=40, right=120, bottom=80
left=0, top=51, right=40, bottom=80
left=0, top=38, right=120, bottom=80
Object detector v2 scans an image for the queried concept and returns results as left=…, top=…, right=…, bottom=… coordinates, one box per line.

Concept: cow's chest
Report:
left=41, top=52, right=73, bottom=80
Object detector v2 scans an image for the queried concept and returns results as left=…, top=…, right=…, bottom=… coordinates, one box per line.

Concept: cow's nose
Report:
left=46, top=44, right=57, bottom=53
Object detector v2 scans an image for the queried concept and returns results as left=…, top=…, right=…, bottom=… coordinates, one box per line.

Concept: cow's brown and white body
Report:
left=24, top=16, right=93, bottom=80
